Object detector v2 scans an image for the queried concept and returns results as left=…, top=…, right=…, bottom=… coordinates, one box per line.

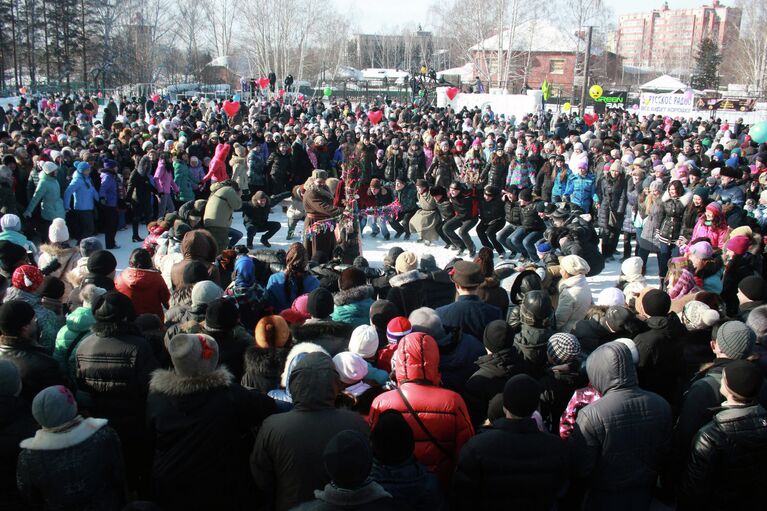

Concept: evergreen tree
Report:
left=691, top=37, right=722, bottom=90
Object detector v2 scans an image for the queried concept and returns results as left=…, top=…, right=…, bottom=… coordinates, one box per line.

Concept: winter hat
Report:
left=682, top=301, right=720, bottom=331
left=234, top=255, right=256, bottom=288
left=0, top=241, right=26, bottom=273
left=547, top=333, right=581, bottom=364
left=352, top=256, right=369, bottom=269
left=408, top=307, right=445, bottom=339
left=483, top=320, right=512, bottom=353
left=323, top=429, right=372, bottom=489
left=384, top=247, right=405, bottom=269
left=48, top=218, right=69, bottom=243
left=255, top=315, right=291, bottom=349
left=688, top=241, right=713, bottom=259
left=39, top=276, right=65, bottom=300
left=348, top=325, right=379, bottom=359
left=42, top=161, right=58, bottom=175
left=503, top=375, right=542, bottom=417
left=281, top=293, right=312, bottom=324
left=0, top=300, right=36, bottom=336
left=135, top=313, right=162, bottom=333
left=614, top=338, right=640, bottom=364
left=183, top=261, right=210, bottom=285
left=339, top=267, right=366, bottom=291
left=730, top=226, right=753, bottom=239
left=559, top=255, right=590, bottom=276
left=639, top=289, right=671, bottom=317
left=715, top=321, right=756, bottom=359
left=204, top=298, right=239, bottom=331
left=332, top=352, right=369, bottom=384
left=724, top=360, right=763, bottom=401
left=370, top=299, right=397, bottom=332
left=738, top=275, right=765, bottom=302
left=307, top=287, right=334, bottom=318
left=535, top=241, right=551, bottom=254
left=621, top=256, right=644, bottom=279
left=705, top=201, right=722, bottom=214
left=0, top=359, right=21, bottom=397
left=692, top=186, right=709, bottom=200
left=93, top=291, right=135, bottom=323
left=386, top=317, right=412, bottom=345
left=87, top=250, right=117, bottom=275
left=31, top=386, right=78, bottom=430
left=370, top=410, right=414, bottom=465
left=12, top=265, right=44, bottom=292
left=0, top=214, right=21, bottom=232
left=191, top=281, right=223, bottom=307
left=167, top=334, right=219, bottom=377
left=726, top=235, right=750, bottom=256
left=603, top=305, right=634, bottom=332
left=450, top=260, right=484, bottom=288
left=596, top=288, right=626, bottom=307
left=395, top=251, right=418, bottom=274
left=79, top=237, right=103, bottom=257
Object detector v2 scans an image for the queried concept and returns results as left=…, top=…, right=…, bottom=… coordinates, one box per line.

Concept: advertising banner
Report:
left=695, top=97, right=756, bottom=112
left=591, top=89, right=628, bottom=113
left=637, top=93, right=694, bottom=117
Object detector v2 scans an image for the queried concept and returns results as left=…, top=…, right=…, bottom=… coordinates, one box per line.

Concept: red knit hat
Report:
left=386, top=317, right=412, bottom=345
left=12, top=265, right=44, bottom=292
left=705, top=202, right=722, bottom=215
left=726, top=235, right=750, bottom=256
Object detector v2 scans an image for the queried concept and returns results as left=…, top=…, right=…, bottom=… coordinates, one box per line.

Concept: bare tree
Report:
left=202, top=0, right=240, bottom=59
left=732, top=0, right=767, bottom=94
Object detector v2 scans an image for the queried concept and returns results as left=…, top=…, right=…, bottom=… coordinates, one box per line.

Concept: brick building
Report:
left=469, top=20, right=621, bottom=97
left=615, top=1, right=742, bottom=81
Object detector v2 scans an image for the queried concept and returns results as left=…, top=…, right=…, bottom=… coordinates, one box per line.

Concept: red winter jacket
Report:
left=115, top=267, right=170, bottom=321
left=202, top=143, right=231, bottom=183
left=369, top=332, right=474, bottom=487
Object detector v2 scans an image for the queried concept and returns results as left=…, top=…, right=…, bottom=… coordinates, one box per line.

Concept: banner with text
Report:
left=637, top=93, right=694, bottom=117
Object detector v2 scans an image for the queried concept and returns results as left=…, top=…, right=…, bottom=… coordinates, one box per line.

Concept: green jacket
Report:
left=25, top=172, right=66, bottom=221
left=53, top=306, right=95, bottom=382
left=330, top=285, right=375, bottom=329
left=173, top=161, right=198, bottom=203
left=203, top=181, right=242, bottom=228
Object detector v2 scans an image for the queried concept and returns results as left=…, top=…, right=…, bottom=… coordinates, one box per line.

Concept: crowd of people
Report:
left=0, top=89, right=766, bottom=511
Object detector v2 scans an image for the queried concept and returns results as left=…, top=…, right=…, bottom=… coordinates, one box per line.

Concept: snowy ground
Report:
left=107, top=206, right=662, bottom=294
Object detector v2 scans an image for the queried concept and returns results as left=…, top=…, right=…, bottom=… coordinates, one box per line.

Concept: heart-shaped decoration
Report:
left=584, top=113, right=597, bottom=126
left=258, top=77, right=269, bottom=89
left=151, top=94, right=160, bottom=102
left=446, top=87, right=459, bottom=101
left=223, top=100, right=240, bottom=117
left=279, top=88, right=285, bottom=96
left=368, top=110, right=383, bottom=125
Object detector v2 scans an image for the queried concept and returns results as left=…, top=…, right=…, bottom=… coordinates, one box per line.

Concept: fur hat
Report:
left=167, top=334, right=219, bottom=377
left=255, top=315, right=291, bottom=349
left=12, top=265, right=43, bottom=292
left=339, top=267, right=367, bottom=291
left=332, top=352, right=368, bottom=384
left=348, top=325, right=379, bottom=359
left=395, top=251, right=418, bottom=274
left=48, top=218, right=69, bottom=243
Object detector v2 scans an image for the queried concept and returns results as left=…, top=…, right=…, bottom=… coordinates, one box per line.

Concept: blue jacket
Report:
left=265, top=271, right=320, bottom=313
left=25, top=172, right=66, bottom=220
left=64, top=171, right=99, bottom=211
left=436, top=295, right=501, bottom=340
left=99, top=172, right=118, bottom=207
left=564, top=173, right=598, bottom=212
left=551, top=169, right=571, bottom=199
left=435, top=329, right=485, bottom=394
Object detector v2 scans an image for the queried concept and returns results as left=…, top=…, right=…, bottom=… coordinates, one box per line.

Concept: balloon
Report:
left=750, top=121, right=767, bottom=144
left=258, top=77, right=269, bottom=89
left=683, top=87, right=694, bottom=101
left=323, top=87, right=332, bottom=97
left=367, top=110, right=383, bottom=125
left=584, top=113, right=597, bottom=126
left=151, top=94, right=160, bottom=102
left=563, top=102, right=571, bottom=112
left=297, top=93, right=304, bottom=100
left=233, top=94, right=241, bottom=102
left=632, top=103, right=639, bottom=111
left=97, top=91, right=103, bottom=98
left=223, top=100, right=240, bottom=117
left=446, top=87, right=459, bottom=101
left=589, top=85, right=603, bottom=100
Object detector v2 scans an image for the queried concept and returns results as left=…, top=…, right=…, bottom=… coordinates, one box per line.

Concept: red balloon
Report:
left=279, top=88, right=285, bottom=96
left=223, top=100, right=240, bottom=117
left=151, top=94, right=160, bottom=102
left=368, top=110, right=383, bottom=125
left=584, top=113, right=597, bottom=126
left=446, top=87, right=459, bottom=101
left=258, top=77, right=269, bottom=89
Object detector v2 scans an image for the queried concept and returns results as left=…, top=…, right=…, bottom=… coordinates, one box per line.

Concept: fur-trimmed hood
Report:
left=149, top=366, right=233, bottom=396
left=39, top=243, right=78, bottom=258
left=334, top=284, right=374, bottom=306
left=389, top=270, right=427, bottom=287
left=20, top=418, right=108, bottom=450
left=243, top=344, right=291, bottom=376
left=291, top=318, right=351, bottom=343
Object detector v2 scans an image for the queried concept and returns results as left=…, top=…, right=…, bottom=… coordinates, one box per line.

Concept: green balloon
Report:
left=418, top=90, right=425, bottom=97
left=750, top=120, right=767, bottom=144
left=323, top=87, right=332, bottom=97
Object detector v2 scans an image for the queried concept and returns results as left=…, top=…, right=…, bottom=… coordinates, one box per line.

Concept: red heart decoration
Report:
left=279, top=88, right=285, bottom=96
left=584, top=113, right=597, bottom=126
left=223, top=100, right=240, bottom=117
left=151, top=94, right=160, bottom=102
left=368, top=110, right=383, bottom=125
left=258, top=77, right=269, bottom=89
left=446, top=87, right=459, bottom=101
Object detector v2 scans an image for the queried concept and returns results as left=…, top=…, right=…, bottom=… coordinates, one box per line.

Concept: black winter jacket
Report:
left=0, top=336, right=68, bottom=402
left=632, top=313, right=685, bottom=406
left=520, top=199, right=546, bottom=231
left=0, top=396, right=37, bottom=510
left=450, top=193, right=475, bottom=220
left=463, top=349, right=523, bottom=428
left=479, top=195, right=504, bottom=222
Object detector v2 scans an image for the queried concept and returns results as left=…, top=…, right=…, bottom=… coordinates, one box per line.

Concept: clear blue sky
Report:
left=336, top=0, right=723, bottom=33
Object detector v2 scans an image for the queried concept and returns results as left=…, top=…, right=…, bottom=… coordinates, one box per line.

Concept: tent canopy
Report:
left=639, top=74, right=689, bottom=93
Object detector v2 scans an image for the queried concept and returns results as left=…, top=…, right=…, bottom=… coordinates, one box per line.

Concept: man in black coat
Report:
left=241, top=190, right=288, bottom=248
left=453, top=374, right=569, bottom=509
left=0, top=301, right=67, bottom=402
left=476, top=185, right=507, bottom=257
left=442, top=182, right=478, bottom=257
left=251, top=351, right=369, bottom=511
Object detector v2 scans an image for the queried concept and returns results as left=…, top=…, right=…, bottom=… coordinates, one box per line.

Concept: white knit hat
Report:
left=596, top=288, right=626, bottom=307
left=348, top=324, right=379, bottom=359
left=42, top=161, right=58, bottom=175
left=0, top=214, right=20, bottom=232
left=48, top=218, right=69, bottom=243
left=332, top=352, right=369, bottom=384
left=560, top=255, right=590, bottom=276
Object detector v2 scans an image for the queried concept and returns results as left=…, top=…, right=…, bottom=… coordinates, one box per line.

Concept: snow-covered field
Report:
left=108, top=206, right=662, bottom=295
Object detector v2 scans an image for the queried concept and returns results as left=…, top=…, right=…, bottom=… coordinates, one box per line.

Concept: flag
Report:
left=541, top=80, right=551, bottom=101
